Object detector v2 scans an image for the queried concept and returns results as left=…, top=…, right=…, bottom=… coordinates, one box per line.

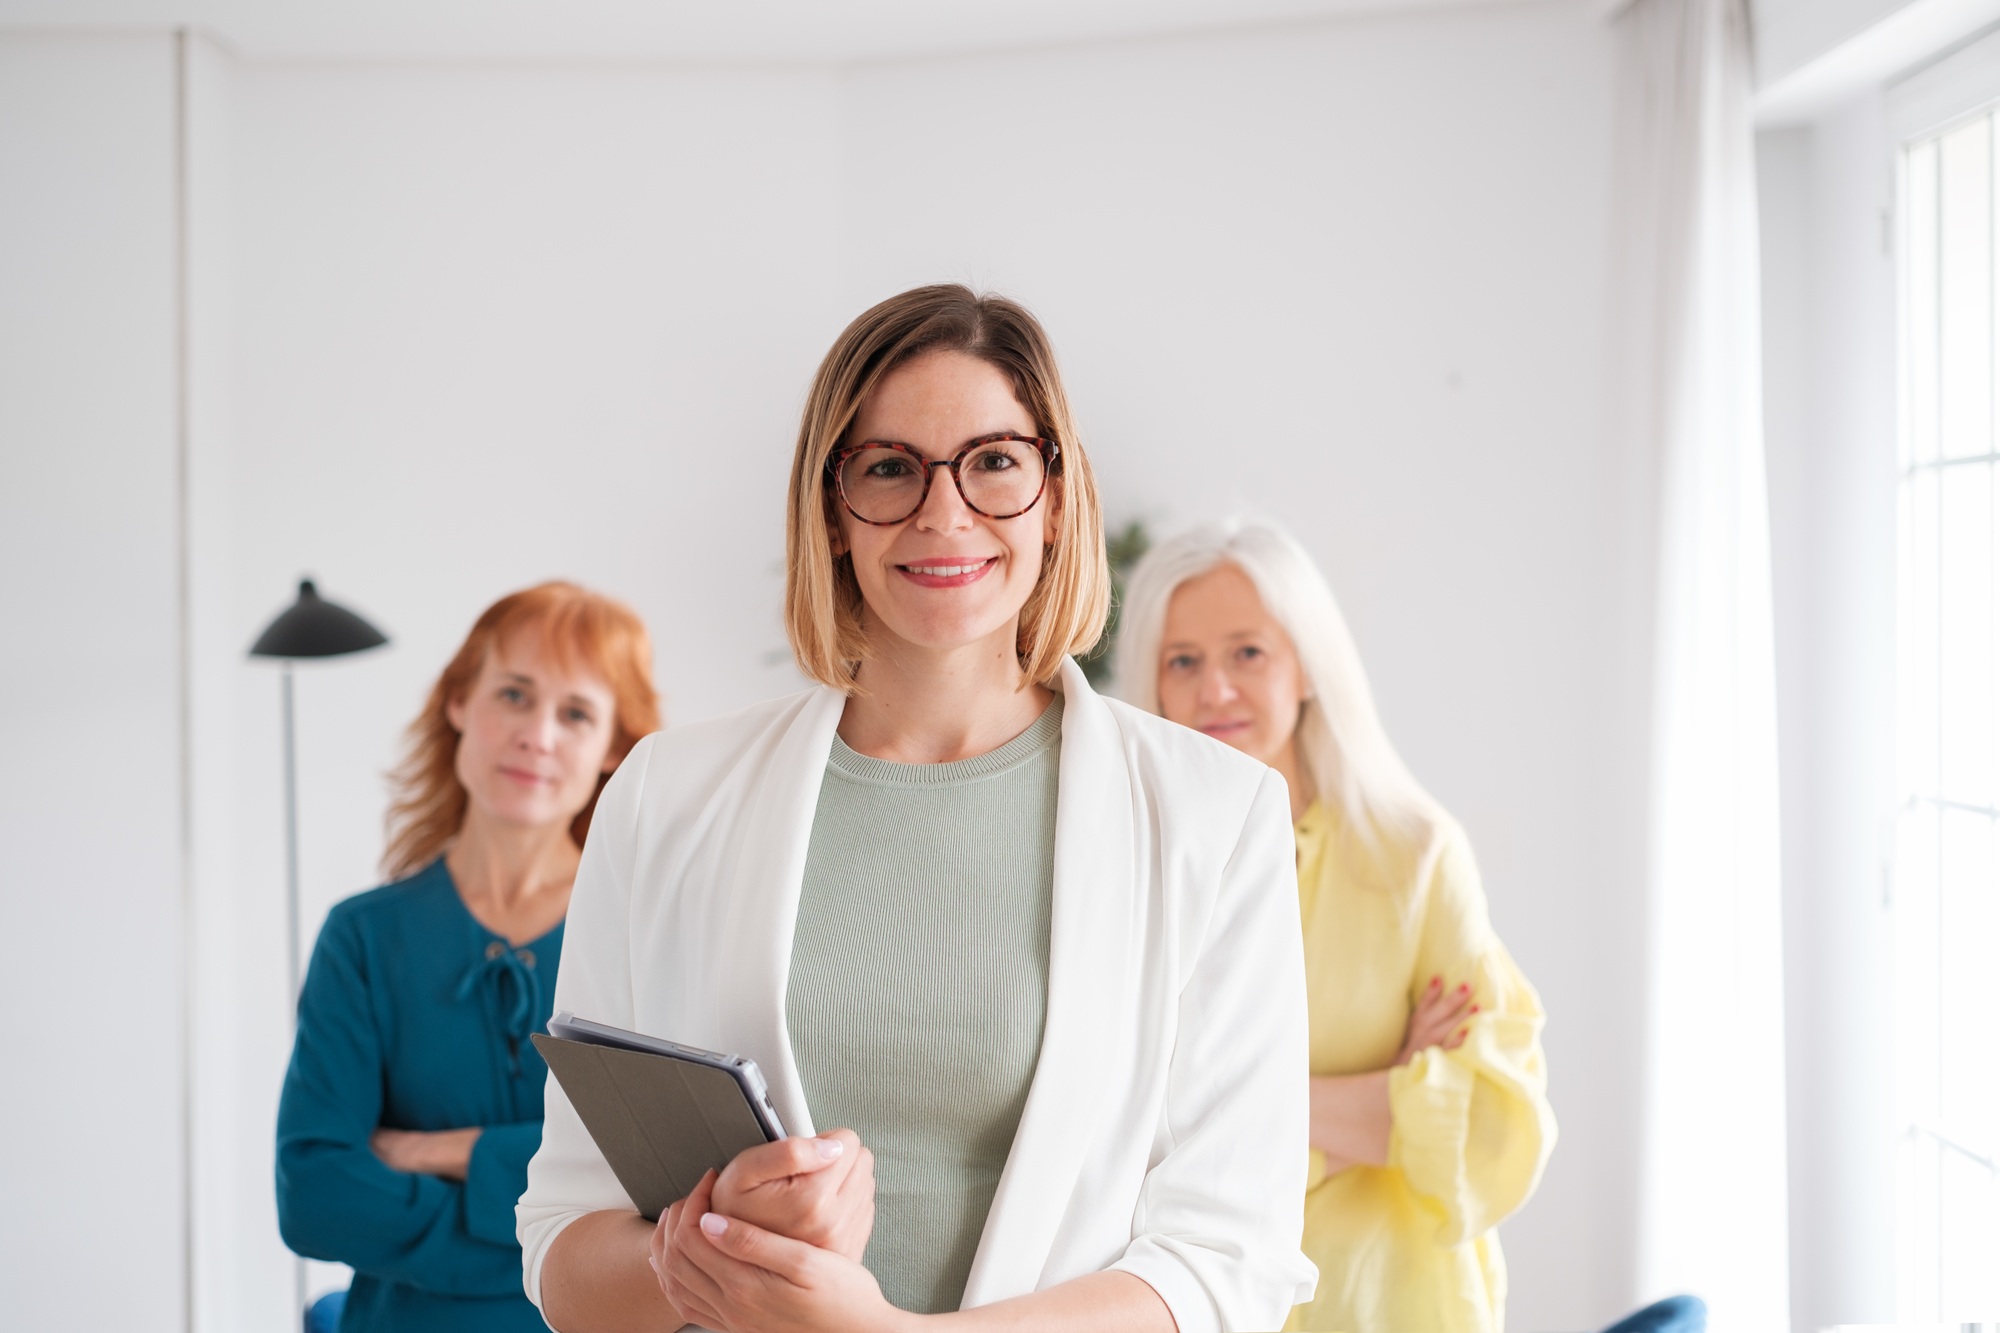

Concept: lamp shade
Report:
left=249, top=579, right=389, bottom=660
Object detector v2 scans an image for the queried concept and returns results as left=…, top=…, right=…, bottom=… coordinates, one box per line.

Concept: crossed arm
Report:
left=538, top=1130, right=1175, bottom=1333
left=1309, top=976, right=1476, bottom=1173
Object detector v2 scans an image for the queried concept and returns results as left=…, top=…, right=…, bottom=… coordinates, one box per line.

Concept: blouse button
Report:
left=485, top=940, right=505, bottom=961
left=516, top=948, right=536, bottom=969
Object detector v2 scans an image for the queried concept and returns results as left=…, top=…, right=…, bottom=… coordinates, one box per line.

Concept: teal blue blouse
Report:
left=276, top=858, right=561, bottom=1333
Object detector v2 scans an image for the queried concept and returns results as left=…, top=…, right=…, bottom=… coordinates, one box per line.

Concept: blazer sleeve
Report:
left=274, top=909, right=529, bottom=1295
left=1385, top=824, right=1557, bottom=1247
left=517, top=736, right=654, bottom=1310
left=1109, top=768, right=1320, bottom=1333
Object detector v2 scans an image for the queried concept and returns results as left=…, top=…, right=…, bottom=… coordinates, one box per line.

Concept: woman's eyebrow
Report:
left=856, top=429, right=1030, bottom=455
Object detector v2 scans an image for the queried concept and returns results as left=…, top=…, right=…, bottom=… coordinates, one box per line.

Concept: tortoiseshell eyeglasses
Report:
left=826, top=433, right=1060, bottom=526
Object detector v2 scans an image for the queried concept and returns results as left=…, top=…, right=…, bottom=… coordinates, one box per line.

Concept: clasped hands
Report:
left=649, top=1127, right=901, bottom=1333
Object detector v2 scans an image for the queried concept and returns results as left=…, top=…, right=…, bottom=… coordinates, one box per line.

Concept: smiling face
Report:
left=444, top=631, right=619, bottom=833
left=834, top=350, right=1060, bottom=662
left=1155, top=562, right=1310, bottom=769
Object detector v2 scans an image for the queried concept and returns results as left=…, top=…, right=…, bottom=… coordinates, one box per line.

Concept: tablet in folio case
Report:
left=529, top=1013, right=787, bottom=1221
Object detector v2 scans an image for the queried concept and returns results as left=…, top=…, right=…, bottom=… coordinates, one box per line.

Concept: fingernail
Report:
left=1430, top=975, right=1441, bottom=986
left=816, top=1136, right=845, bottom=1160
left=700, top=1213, right=727, bottom=1237
left=648, top=1255, right=660, bottom=1273
left=1470, top=1005, right=1480, bottom=1013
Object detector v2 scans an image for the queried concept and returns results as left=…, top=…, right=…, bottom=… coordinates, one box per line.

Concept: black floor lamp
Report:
left=248, top=580, right=390, bottom=1004
left=249, top=579, right=387, bottom=1328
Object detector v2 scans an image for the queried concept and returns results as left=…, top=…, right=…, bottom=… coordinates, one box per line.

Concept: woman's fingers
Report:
left=649, top=1203, right=678, bottom=1291
left=663, top=1244, right=729, bottom=1331
left=694, top=1211, right=822, bottom=1286
left=722, top=1130, right=857, bottom=1193
left=1417, top=981, right=1473, bottom=1020
left=1399, top=978, right=1482, bottom=1064
left=667, top=1178, right=744, bottom=1319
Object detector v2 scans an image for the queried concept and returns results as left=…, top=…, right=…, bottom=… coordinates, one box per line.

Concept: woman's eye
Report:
left=1166, top=654, right=1197, bottom=672
left=500, top=686, right=526, bottom=703
left=868, top=458, right=914, bottom=478
left=971, top=450, right=1015, bottom=472
left=564, top=707, right=594, bottom=726
left=1236, top=645, right=1265, bottom=663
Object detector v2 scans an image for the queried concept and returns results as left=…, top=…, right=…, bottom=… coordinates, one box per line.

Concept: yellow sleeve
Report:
left=1385, top=822, right=1556, bottom=1247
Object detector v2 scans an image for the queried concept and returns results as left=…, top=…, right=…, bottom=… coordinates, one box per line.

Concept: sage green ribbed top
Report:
left=785, top=695, right=1061, bottom=1315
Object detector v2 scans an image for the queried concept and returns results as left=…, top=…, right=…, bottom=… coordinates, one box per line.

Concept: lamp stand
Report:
left=282, top=662, right=301, bottom=1004
left=280, top=662, right=307, bottom=1326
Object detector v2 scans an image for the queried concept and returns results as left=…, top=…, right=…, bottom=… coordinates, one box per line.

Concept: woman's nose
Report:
left=516, top=709, right=559, bottom=751
left=913, top=461, right=975, bottom=532
left=1197, top=667, right=1238, bottom=707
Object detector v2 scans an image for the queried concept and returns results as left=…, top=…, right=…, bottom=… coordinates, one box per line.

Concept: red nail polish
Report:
left=1470, top=1004, right=1480, bottom=1013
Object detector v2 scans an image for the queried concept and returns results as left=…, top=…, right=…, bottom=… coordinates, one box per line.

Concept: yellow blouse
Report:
left=1286, top=801, right=1555, bottom=1333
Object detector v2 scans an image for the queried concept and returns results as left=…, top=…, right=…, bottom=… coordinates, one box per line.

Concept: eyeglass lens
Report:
left=838, top=440, right=1045, bottom=523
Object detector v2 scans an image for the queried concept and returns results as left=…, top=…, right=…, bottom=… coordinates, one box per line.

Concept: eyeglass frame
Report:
left=825, top=432, right=1062, bottom=527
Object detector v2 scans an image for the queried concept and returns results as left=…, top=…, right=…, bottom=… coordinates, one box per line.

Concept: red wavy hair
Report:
left=383, top=581, right=661, bottom=880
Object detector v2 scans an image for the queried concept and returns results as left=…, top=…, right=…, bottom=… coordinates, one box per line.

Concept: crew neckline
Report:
left=828, top=694, right=1064, bottom=787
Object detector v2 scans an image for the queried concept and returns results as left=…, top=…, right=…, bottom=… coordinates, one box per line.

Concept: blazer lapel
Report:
left=962, top=659, right=1139, bottom=1305
left=705, top=684, right=846, bottom=1140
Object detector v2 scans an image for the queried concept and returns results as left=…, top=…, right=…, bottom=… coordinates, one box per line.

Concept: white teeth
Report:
left=907, top=561, right=988, bottom=577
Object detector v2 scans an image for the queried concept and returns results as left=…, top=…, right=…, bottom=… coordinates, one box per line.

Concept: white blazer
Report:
left=518, top=659, right=1317, bottom=1333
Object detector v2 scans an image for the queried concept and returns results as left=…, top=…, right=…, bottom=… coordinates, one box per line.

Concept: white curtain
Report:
left=1613, top=0, right=1791, bottom=1329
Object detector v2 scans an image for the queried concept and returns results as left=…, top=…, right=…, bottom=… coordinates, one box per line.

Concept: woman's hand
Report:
left=1396, top=976, right=1475, bottom=1067
left=653, top=1169, right=906, bottom=1333
left=370, top=1126, right=482, bottom=1180
left=711, top=1130, right=875, bottom=1262
left=1312, top=979, right=1478, bottom=1176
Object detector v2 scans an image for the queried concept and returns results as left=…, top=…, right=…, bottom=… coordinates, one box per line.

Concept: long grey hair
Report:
left=1111, top=515, right=1436, bottom=846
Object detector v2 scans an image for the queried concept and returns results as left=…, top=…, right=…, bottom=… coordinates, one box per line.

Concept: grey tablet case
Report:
left=530, top=1026, right=784, bottom=1221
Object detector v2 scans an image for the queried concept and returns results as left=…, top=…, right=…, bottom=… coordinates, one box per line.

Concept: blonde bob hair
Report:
left=785, top=285, right=1109, bottom=690
left=1112, top=516, right=1436, bottom=845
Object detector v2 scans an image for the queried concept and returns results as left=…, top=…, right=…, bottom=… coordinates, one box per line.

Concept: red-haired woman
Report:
left=277, top=582, right=660, bottom=1333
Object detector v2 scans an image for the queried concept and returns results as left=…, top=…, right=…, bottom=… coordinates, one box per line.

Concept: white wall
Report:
left=1758, top=94, right=1900, bottom=1332
left=0, top=31, right=187, bottom=1332
left=833, top=6, right=1638, bottom=1327
left=1756, top=0, right=1932, bottom=84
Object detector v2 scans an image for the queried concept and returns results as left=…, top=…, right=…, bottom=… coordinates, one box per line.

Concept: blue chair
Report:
left=1600, top=1295, right=1706, bottom=1333
left=304, top=1288, right=347, bottom=1333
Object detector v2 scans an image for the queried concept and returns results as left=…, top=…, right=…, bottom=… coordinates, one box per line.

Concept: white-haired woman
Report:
left=1114, top=518, right=1555, bottom=1333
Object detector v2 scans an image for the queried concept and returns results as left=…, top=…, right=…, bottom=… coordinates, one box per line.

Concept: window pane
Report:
left=1896, top=804, right=1941, bottom=1124
left=1902, top=467, right=1941, bottom=796
left=1940, top=117, right=1993, bottom=461
left=1937, top=464, right=1995, bottom=806
left=1895, top=1131, right=1941, bottom=1321
left=1908, top=139, right=1941, bottom=468
left=1940, top=1149, right=1999, bottom=1316
left=1937, top=809, right=1994, bottom=1124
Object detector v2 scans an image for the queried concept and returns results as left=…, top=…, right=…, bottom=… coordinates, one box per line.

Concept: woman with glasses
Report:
left=518, top=286, right=1316, bottom=1333
left=276, top=582, right=660, bottom=1333
left=1113, top=518, right=1555, bottom=1333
